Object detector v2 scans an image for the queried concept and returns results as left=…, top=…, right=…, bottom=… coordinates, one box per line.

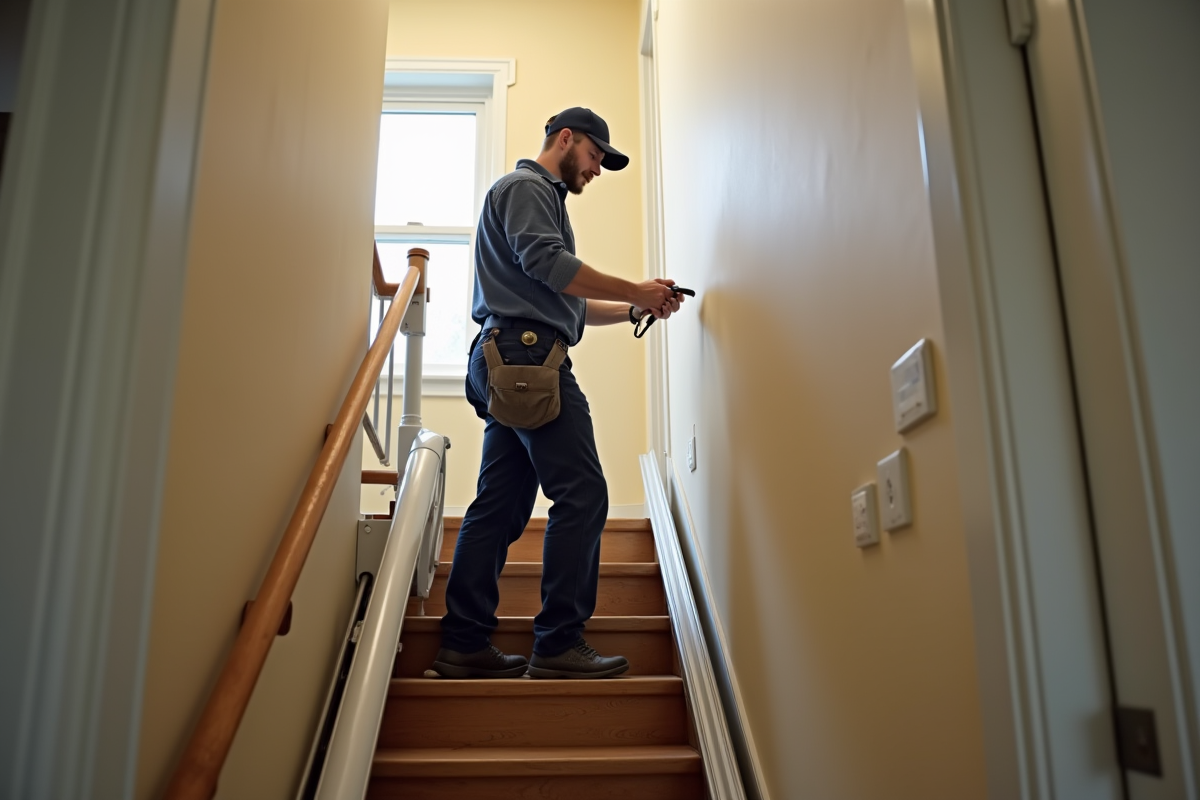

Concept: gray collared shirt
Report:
left=471, top=159, right=587, bottom=345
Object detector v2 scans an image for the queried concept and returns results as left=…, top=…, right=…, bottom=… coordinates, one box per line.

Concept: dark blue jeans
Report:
left=440, top=323, right=608, bottom=657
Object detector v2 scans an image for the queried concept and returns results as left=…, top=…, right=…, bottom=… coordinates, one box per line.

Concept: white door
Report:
left=1023, top=0, right=1200, bottom=797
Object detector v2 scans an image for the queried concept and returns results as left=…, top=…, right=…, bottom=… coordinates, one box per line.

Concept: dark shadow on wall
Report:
left=0, top=113, right=10, bottom=182
left=0, top=0, right=33, bottom=185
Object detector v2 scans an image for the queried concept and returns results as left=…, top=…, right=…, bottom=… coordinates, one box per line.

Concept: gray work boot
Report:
left=432, top=644, right=528, bottom=679
left=527, top=638, right=629, bottom=679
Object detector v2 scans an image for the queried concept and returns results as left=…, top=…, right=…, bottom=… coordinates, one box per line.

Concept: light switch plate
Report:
left=851, top=484, right=880, bottom=548
left=876, top=448, right=913, bottom=531
left=891, top=339, right=937, bottom=433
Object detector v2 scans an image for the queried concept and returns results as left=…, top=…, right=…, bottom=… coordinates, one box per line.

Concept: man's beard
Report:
left=559, top=146, right=587, bottom=195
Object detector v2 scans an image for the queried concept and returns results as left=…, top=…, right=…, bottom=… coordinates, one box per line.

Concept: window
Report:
left=372, top=59, right=513, bottom=395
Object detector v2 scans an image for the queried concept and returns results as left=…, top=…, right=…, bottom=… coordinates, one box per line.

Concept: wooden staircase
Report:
left=368, top=518, right=706, bottom=799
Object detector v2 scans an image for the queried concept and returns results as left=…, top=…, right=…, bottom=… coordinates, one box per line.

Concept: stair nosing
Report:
left=443, top=517, right=653, bottom=533
left=433, top=562, right=661, bottom=577
left=388, top=674, right=683, bottom=697
left=400, top=615, right=671, bottom=632
left=372, top=744, right=701, bottom=778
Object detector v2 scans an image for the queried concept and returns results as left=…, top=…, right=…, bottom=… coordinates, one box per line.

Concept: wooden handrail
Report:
left=372, top=243, right=399, bottom=297
left=164, top=248, right=428, bottom=800
left=373, top=244, right=428, bottom=299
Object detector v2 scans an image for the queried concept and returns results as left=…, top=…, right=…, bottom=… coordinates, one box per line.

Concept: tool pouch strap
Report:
left=481, top=336, right=568, bottom=429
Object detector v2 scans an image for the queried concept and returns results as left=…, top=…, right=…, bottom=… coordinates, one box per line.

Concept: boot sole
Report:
left=431, top=660, right=528, bottom=679
left=526, top=662, right=630, bottom=680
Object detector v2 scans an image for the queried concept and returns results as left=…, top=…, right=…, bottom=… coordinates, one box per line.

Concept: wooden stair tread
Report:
left=393, top=617, right=675, bottom=677
left=434, top=561, right=660, bottom=577
left=373, top=745, right=701, bottom=777
left=444, top=517, right=652, bottom=533
left=389, top=675, right=682, bottom=698
left=401, top=615, right=670, bottom=632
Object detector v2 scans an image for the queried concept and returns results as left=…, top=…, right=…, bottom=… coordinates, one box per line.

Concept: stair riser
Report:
left=368, top=773, right=704, bottom=800
left=395, top=629, right=675, bottom=677
left=408, top=575, right=666, bottom=617
left=379, top=693, right=688, bottom=749
left=440, top=529, right=656, bottom=564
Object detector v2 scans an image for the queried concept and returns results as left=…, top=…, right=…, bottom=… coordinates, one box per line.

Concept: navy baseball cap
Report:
left=545, top=107, right=629, bottom=171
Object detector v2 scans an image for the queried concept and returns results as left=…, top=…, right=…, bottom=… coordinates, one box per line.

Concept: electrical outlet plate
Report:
left=891, top=339, right=937, bottom=433
left=851, top=483, right=880, bottom=548
left=876, top=448, right=913, bottom=531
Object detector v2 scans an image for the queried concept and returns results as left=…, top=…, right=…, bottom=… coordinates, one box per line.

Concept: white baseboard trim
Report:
left=641, top=455, right=748, bottom=800
left=441, top=503, right=647, bottom=519
left=662, top=456, right=773, bottom=800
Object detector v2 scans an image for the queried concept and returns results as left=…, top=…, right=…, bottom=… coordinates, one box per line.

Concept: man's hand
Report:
left=565, top=266, right=688, bottom=325
left=584, top=281, right=689, bottom=327
left=632, top=279, right=685, bottom=321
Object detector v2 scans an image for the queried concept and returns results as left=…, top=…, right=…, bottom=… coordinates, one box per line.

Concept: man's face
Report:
left=559, top=134, right=604, bottom=195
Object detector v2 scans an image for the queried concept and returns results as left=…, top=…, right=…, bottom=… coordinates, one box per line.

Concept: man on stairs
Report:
left=432, top=107, right=685, bottom=679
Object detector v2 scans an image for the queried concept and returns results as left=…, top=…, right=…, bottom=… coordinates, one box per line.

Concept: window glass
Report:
left=374, top=241, right=471, bottom=368
left=374, top=112, right=477, bottom=227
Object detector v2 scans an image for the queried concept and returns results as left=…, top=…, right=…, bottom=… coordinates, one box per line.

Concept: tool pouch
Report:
left=481, top=335, right=568, bottom=429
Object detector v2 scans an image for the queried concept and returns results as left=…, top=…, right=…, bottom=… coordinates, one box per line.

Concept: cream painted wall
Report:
left=653, top=1, right=986, bottom=798
left=135, top=1, right=389, bottom=797
left=377, top=0, right=647, bottom=512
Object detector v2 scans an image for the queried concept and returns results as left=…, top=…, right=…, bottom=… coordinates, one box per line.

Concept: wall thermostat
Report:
left=891, top=339, right=937, bottom=433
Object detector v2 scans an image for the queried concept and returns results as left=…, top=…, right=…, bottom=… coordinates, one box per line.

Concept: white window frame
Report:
left=376, top=58, right=514, bottom=396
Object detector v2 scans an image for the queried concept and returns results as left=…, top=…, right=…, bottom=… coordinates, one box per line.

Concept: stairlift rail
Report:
left=314, top=430, right=446, bottom=800
left=294, top=573, right=371, bottom=800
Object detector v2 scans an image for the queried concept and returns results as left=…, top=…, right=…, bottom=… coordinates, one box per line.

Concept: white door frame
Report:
left=904, top=1, right=1125, bottom=797
left=0, top=0, right=213, bottom=795
left=639, top=0, right=671, bottom=482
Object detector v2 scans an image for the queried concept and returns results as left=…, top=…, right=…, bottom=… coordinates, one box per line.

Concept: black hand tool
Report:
left=634, top=286, right=695, bottom=338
